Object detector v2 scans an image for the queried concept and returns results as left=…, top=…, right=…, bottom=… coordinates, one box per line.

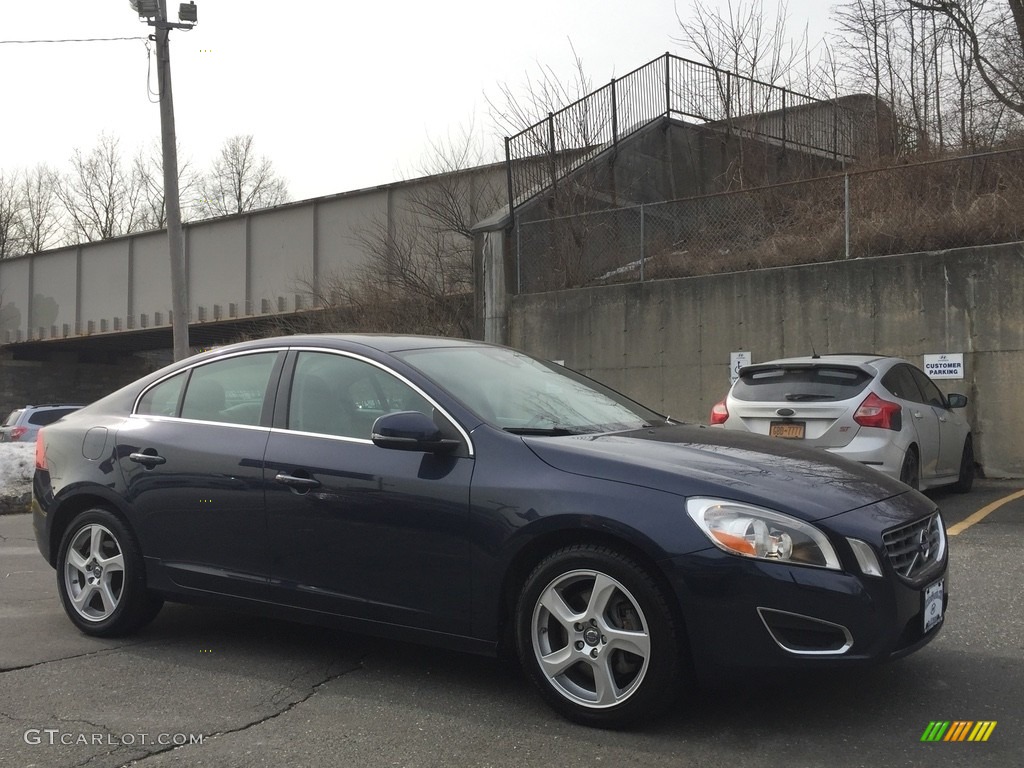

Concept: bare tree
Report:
left=486, top=43, right=595, bottom=147
left=833, top=0, right=1022, bottom=150
left=197, top=135, right=288, bottom=217
left=675, top=0, right=812, bottom=92
left=56, top=133, right=145, bottom=242
left=905, top=1, right=1024, bottom=118
left=303, top=125, right=504, bottom=336
left=0, top=170, right=23, bottom=259
left=20, top=165, right=63, bottom=254
left=134, top=141, right=199, bottom=229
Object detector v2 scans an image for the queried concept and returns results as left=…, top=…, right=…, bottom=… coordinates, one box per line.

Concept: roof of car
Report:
left=210, top=333, right=490, bottom=355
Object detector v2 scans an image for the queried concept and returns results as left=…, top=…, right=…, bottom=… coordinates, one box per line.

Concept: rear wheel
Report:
left=56, top=508, right=163, bottom=637
left=515, top=545, right=682, bottom=728
left=899, top=447, right=920, bottom=490
left=950, top=437, right=975, bottom=494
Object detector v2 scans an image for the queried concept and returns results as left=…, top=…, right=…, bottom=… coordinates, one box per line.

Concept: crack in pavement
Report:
left=0, top=640, right=151, bottom=675
left=112, top=653, right=371, bottom=768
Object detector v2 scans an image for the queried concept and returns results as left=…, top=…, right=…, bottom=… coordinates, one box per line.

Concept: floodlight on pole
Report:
left=130, top=0, right=197, bottom=360
left=129, top=1, right=160, bottom=18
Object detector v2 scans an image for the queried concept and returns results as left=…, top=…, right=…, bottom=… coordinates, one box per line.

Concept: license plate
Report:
left=923, top=579, right=944, bottom=633
left=769, top=421, right=805, bottom=439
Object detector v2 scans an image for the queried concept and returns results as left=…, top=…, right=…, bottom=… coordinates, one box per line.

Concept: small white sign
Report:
left=923, top=353, right=964, bottom=379
left=730, top=351, right=751, bottom=384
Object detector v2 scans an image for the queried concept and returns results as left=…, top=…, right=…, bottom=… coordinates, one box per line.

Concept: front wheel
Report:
left=515, top=545, right=683, bottom=728
left=56, top=508, right=163, bottom=637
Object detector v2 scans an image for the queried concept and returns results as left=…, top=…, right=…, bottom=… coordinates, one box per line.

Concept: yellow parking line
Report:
left=947, top=488, right=1024, bottom=536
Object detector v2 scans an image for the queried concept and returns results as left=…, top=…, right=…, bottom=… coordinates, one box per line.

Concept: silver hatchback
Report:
left=709, top=355, right=974, bottom=492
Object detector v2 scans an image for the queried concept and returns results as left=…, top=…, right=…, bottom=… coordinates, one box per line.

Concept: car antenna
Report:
left=809, top=335, right=820, bottom=359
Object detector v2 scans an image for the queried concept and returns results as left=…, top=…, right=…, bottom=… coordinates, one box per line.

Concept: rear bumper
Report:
left=824, top=433, right=905, bottom=480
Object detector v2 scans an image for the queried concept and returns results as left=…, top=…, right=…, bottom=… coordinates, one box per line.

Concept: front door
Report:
left=264, top=350, right=474, bottom=635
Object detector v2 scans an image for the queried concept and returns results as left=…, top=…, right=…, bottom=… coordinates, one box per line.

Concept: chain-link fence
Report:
left=514, top=148, right=1024, bottom=294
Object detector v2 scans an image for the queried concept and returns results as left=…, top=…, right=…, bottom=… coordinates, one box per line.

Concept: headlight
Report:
left=686, top=498, right=841, bottom=570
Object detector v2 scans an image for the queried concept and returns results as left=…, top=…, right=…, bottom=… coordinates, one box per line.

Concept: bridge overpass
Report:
left=0, top=164, right=505, bottom=362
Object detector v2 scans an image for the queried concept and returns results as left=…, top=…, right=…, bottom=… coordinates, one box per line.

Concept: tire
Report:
left=514, top=544, right=683, bottom=728
left=56, top=508, right=163, bottom=637
left=899, top=447, right=920, bottom=490
left=950, top=437, right=975, bottom=494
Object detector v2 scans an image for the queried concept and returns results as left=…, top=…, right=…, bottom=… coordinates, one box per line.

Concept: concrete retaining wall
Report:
left=510, top=242, right=1024, bottom=477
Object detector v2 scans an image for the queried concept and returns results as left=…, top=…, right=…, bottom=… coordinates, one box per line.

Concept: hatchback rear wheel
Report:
left=899, top=447, right=920, bottom=490
left=950, top=437, right=974, bottom=494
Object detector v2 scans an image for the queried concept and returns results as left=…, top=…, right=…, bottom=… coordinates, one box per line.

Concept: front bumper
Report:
left=664, top=496, right=948, bottom=674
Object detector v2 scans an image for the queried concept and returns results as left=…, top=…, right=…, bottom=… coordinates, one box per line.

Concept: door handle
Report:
left=912, top=411, right=924, bottom=419
left=129, top=451, right=166, bottom=467
left=275, top=472, right=321, bottom=490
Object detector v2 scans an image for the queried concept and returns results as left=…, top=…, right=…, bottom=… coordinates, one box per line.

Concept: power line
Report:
left=0, top=36, right=147, bottom=45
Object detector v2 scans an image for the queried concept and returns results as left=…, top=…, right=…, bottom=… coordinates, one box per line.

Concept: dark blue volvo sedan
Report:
left=33, top=335, right=948, bottom=727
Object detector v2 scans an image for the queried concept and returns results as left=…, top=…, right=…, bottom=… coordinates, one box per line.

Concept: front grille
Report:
left=882, top=513, right=945, bottom=581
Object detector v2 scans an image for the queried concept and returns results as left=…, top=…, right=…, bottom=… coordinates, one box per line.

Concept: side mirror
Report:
left=947, top=393, right=968, bottom=409
left=371, top=411, right=460, bottom=453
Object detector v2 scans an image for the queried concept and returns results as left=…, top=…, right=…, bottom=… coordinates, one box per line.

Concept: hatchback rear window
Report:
left=3, top=410, right=23, bottom=427
left=732, top=366, right=873, bottom=402
left=27, top=408, right=78, bottom=426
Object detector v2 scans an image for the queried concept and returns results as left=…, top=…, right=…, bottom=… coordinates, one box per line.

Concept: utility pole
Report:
left=131, top=1, right=196, bottom=361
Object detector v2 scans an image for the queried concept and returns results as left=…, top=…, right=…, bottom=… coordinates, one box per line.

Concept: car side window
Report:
left=28, top=408, right=78, bottom=426
left=908, top=366, right=947, bottom=409
left=881, top=366, right=923, bottom=403
left=179, top=353, right=277, bottom=425
left=136, top=372, right=187, bottom=416
left=288, top=352, right=434, bottom=440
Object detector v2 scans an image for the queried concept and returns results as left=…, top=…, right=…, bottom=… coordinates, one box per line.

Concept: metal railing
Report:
left=514, top=148, right=1024, bottom=294
left=504, top=53, right=867, bottom=216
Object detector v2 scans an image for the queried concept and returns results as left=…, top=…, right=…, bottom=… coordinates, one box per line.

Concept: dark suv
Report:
left=0, top=405, right=83, bottom=443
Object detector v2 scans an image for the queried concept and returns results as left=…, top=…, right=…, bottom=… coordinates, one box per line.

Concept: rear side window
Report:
left=137, top=372, right=187, bottom=416
left=180, top=353, right=278, bottom=426
left=732, top=366, right=873, bottom=402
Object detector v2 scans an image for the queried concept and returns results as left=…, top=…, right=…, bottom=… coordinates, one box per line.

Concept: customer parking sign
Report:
left=923, top=354, right=964, bottom=379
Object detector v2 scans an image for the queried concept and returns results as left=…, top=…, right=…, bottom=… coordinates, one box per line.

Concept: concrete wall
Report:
left=0, top=355, right=155, bottom=415
left=510, top=242, right=1024, bottom=478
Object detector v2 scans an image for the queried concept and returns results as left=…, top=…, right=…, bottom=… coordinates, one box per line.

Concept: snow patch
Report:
left=0, top=443, right=35, bottom=514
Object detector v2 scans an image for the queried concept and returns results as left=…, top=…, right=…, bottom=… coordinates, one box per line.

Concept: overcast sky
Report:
left=2, top=1, right=834, bottom=203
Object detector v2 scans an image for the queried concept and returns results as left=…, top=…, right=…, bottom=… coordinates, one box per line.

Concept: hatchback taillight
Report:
left=35, top=429, right=47, bottom=470
left=710, top=399, right=729, bottom=425
left=10, top=425, right=28, bottom=441
left=853, top=392, right=902, bottom=431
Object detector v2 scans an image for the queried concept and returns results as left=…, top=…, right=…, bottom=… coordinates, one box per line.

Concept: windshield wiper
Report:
left=784, top=393, right=837, bottom=401
left=504, top=427, right=580, bottom=436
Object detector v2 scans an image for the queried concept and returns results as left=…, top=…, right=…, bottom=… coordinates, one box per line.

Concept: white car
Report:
left=709, top=355, right=974, bottom=492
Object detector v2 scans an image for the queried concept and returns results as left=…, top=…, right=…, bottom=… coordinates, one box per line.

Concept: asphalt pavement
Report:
left=1, top=479, right=1022, bottom=768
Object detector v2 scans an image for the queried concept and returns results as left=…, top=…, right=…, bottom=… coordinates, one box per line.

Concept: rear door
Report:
left=116, top=350, right=284, bottom=598
left=727, top=364, right=873, bottom=447
left=908, top=366, right=961, bottom=476
left=889, top=364, right=942, bottom=479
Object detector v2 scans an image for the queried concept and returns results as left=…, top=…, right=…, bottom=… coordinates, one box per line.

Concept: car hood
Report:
left=523, top=425, right=909, bottom=522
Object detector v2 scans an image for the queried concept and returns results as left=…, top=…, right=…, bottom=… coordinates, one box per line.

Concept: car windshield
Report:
left=395, top=346, right=664, bottom=434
